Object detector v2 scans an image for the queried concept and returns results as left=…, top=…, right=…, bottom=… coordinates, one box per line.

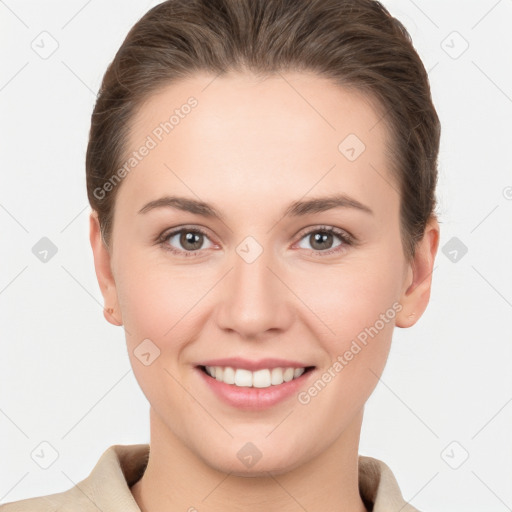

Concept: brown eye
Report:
left=177, top=231, right=204, bottom=251
left=308, top=231, right=336, bottom=251
left=159, top=227, right=214, bottom=256
left=296, top=226, right=353, bottom=255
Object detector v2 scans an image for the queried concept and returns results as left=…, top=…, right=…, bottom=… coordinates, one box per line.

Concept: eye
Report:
left=157, top=226, right=215, bottom=257
left=295, top=225, right=353, bottom=256
left=157, top=224, right=354, bottom=258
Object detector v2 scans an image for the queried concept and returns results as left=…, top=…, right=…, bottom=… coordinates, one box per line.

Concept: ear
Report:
left=89, top=210, right=123, bottom=326
left=395, top=216, right=440, bottom=328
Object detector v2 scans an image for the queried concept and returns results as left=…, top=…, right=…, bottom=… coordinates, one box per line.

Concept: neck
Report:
left=131, top=407, right=368, bottom=512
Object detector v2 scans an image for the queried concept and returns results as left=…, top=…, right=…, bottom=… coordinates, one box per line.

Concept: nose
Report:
left=215, top=241, right=294, bottom=340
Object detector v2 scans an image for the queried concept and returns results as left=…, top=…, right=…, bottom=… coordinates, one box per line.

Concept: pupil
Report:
left=312, top=232, right=332, bottom=250
left=182, top=231, right=202, bottom=250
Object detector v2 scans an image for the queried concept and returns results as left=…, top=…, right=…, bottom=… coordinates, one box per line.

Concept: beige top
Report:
left=0, top=444, right=420, bottom=511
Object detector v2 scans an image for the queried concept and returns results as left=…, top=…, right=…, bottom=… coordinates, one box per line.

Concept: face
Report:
left=90, top=71, right=438, bottom=476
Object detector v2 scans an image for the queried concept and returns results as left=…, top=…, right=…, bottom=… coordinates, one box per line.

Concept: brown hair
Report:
left=86, top=0, right=440, bottom=262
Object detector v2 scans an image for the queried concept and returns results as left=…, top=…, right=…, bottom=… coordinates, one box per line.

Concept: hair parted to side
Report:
left=86, top=0, right=440, bottom=262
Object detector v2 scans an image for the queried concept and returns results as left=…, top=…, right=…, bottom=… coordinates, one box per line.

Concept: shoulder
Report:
left=0, top=444, right=149, bottom=512
left=0, top=486, right=93, bottom=511
left=358, top=455, right=422, bottom=512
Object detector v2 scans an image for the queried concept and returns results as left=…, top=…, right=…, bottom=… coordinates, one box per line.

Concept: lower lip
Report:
left=195, top=367, right=315, bottom=410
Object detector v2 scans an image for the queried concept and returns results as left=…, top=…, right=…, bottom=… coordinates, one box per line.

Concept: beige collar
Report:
left=4, top=444, right=420, bottom=511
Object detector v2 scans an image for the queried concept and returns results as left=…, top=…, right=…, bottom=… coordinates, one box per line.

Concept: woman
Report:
left=2, top=0, right=440, bottom=510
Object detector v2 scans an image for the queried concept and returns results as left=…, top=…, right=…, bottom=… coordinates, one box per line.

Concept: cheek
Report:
left=292, top=256, right=402, bottom=344
left=115, top=257, right=196, bottom=405
left=115, top=250, right=197, bottom=336
left=115, top=254, right=217, bottom=385
left=299, top=277, right=398, bottom=426
left=289, top=251, right=402, bottom=409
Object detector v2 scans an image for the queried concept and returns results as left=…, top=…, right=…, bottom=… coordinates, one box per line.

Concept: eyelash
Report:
left=156, top=225, right=355, bottom=258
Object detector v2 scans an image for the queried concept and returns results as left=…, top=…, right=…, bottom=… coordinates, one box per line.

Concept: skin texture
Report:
left=89, top=71, right=439, bottom=512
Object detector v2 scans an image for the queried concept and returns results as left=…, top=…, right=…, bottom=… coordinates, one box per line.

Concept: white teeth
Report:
left=235, top=368, right=253, bottom=387
left=223, top=366, right=235, bottom=384
left=204, top=366, right=307, bottom=388
left=253, top=369, right=271, bottom=388
left=283, top=367, right=294, bottom=382
left=270, top=368, right=283, bottom=385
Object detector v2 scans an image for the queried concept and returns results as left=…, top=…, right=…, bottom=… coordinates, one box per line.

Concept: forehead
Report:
left=130, top=71, right=389, bottom=151
left=119, top=71, right=397, bottom=219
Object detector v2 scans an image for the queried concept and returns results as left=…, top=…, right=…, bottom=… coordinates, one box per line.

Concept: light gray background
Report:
left=1, top=1, right=511, bottom=510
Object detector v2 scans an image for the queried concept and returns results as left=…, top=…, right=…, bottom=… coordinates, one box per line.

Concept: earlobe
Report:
left=395, top=217, right=440, bottom=328
left=89, top=210, right=123, bottom=327
left=103, top=306, right=122, bottom=327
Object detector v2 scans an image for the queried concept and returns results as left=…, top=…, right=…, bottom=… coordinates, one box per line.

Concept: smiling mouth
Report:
left=197, top=365, right=315, bottom=389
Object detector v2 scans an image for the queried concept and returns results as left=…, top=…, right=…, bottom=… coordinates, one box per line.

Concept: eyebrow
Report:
left=137, top=193, right=374, bottom=219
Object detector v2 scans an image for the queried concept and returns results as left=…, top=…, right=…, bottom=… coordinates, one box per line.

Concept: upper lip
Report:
left=196, top=357, right=314, bottom=372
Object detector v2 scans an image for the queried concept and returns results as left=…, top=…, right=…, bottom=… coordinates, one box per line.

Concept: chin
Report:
left=200, top=443, right=305, bottom=477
